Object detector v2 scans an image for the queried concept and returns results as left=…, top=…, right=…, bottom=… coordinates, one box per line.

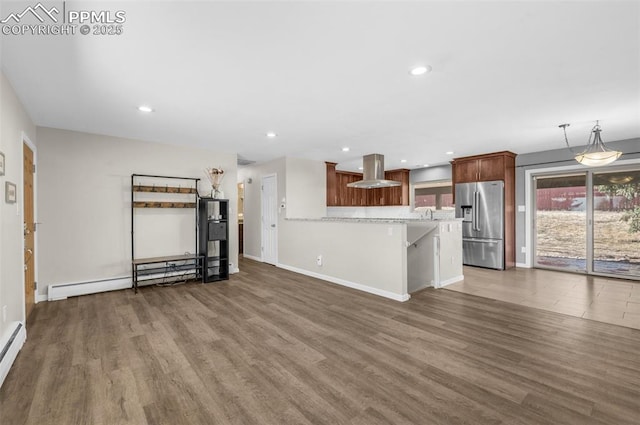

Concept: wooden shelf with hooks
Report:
left=133, top=185, right=197, bottom=194
left=132, top=201, right=197, bottom=209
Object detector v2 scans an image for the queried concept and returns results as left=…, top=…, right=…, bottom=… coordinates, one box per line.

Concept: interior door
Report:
left=23, top=143, right=35, bottom=319
left=261, top=174, right=278, bottom=265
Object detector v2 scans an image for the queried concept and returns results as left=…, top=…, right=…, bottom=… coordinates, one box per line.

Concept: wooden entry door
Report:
left=23, top=143, right=35, bottom=319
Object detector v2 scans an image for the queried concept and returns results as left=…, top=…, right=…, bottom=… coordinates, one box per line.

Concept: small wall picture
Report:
left=5, top=181, right=16, bottom=204
left=0, top=152, right=5, bottom=176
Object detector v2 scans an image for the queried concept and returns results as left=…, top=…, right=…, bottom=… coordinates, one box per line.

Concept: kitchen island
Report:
left=278, top=217, right=463, bottom=301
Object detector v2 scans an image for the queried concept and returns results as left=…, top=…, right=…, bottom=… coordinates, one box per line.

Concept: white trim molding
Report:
left=277, top=263, right=411, bottom=302
left=0, top=322, right=26, bottom=389
left=516, top=262, right=530, bottom=268
left=437, top=274, right=464, bottom=288
left=242, top=254, right=262, bottom=262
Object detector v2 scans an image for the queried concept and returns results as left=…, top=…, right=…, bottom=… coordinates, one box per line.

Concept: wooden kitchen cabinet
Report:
left=378, top=169, right=409, bottom=206
left=325, top=162, right=409, bottom=207
left=451, top=151, right=513, bottom=183
left=451, top=151, right=517, bottom=269
left=326, top=162, right=338, bottom=206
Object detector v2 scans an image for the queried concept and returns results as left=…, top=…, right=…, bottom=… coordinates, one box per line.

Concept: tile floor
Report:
left=445, top=266, right=640, bottom=330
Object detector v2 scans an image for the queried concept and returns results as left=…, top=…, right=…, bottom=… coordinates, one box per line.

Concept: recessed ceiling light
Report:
left=446, top=151, right=454, bottom=155
left=423, top=164, right=430, bottom=167
left=358, top=167, right=363, bottom=170
left=400, top=159, right=407, bottom=163
left=138, top=105, right=153, bottom=113
left=266, top=132, right=277, bottom=138
left=342, top=147, right=350, bottom=152
left=409, top=65, right=432, bottom=76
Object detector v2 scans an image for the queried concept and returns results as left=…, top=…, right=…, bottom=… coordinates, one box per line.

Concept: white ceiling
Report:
left=2, top=1, right=639, bottom=171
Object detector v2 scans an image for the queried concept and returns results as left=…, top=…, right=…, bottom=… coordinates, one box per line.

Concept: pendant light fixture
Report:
left=559, top=121, right=622, bottom=166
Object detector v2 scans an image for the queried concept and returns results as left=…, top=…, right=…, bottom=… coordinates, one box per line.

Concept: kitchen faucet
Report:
left=422, top=209, right=433, bottom=220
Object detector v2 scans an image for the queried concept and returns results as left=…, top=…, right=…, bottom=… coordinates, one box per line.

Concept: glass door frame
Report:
left=525, top=158, right=640, bottom=281
left=532, top=171, right=589, bottom=273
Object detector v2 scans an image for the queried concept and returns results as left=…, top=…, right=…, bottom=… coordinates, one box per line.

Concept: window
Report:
left=414, top=181, right=453, bottom=210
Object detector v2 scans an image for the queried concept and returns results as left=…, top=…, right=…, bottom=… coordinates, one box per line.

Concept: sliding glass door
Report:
left=534, top=174, right=587, bottom=272
left=534, top=166, right=640, bottom=279
left=592, top=169, right=640, bottom=277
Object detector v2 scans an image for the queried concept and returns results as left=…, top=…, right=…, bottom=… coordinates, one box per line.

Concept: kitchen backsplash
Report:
left=327, top=206, right=455, bottom=220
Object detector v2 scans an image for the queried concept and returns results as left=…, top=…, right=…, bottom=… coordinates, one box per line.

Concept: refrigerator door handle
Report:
left=471, top=191, right=476, bottom=231
left=463, top=238, right=500, bottom=244
left=473, top=191, right=480, bottom=231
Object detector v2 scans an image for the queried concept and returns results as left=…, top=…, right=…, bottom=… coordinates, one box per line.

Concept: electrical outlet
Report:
left=316, top=255, right=322, bottom=266
left=521, top=246, right=526, bottom=254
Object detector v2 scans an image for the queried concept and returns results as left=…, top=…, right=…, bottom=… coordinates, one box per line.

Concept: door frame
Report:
left=525, top=157, right=640, bottom=278
left=260, top=173, right=278, bottom=265
left=21, top=133, right=41, bottom=307
left=531, top=171, right=588, bottom=273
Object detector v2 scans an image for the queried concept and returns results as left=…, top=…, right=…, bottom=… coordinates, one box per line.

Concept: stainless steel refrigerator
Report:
left=455, top=180, right=505, bottom=270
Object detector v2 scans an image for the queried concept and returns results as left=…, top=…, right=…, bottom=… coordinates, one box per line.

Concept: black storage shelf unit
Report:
left=198, top=198, right=229, bottom=282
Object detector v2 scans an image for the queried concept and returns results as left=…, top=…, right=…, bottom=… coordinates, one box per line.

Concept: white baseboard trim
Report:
left=35, top=294, right=47, bottom=303
left=242, top=254, right=262, bottom=262
left=277, top=263, right=411, bottom=302
left=48, top=276, right=132, bottom=301
left=438, top=274, right=464, bottom=288
left=516, top=262, right=531, bottom=268
left=230, top=267, right=240, bottom=274
left=0, top=322, right=26, bottom=389
left=409, top=282, right=433, bottom=293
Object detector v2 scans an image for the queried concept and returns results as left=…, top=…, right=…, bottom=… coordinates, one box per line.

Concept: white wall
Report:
left=0, top=72, right=37, bottom=337
left=410, top=164, right=452, bottom=184
left=36, top=127, right=238, bottom=292
left=279, top=220, right=408, bottom=300
left=285, top=157, right=326, bottom=219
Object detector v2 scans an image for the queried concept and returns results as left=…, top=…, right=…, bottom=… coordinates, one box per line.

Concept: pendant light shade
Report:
left=560, top=121, right=622, bottom=167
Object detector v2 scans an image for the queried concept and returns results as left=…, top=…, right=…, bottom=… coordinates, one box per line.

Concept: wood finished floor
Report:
left=1, top=258, right=639, bottom=425
left=446, top=266, right=640, bottom=330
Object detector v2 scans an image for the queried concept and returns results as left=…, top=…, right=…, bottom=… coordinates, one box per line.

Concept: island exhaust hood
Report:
left=346, top=154, right=402, bottom=189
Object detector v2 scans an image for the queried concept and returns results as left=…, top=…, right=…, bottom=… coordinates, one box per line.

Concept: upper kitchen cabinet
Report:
left=326, top=162, right=409, bottom=206
left=451, top=151, right=516, bottom=183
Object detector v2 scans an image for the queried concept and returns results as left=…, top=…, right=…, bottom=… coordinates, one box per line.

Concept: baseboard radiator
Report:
left=0, top=322, right=26, bottom=389
left=48, top=276, right=133, bottom=301
left=48, top=265, right=241, bottom=301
